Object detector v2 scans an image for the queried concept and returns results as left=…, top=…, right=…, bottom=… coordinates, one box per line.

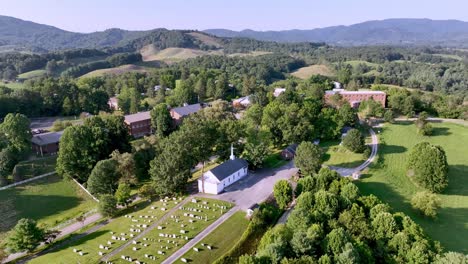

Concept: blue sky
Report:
left=2, top=0, right=467, bottom=32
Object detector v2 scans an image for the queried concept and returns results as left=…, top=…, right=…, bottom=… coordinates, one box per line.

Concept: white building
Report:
left=273, top=88, right=286, bottom=97
left=232, top=96, right=251, bottom=108
left=198, top=147, right=248, bottom=194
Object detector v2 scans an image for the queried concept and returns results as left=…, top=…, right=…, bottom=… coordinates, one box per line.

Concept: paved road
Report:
left=198, top=161, right=298, bottom=210
left=329, top=128, right=378, bottom=177
left=161, top=207, right=238, bottom=264
left=4, top=213, right=103, bottom=264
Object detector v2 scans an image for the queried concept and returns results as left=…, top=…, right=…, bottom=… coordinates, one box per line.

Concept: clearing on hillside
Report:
left=291, top=64, right=335, bottom=79
left=0, top=174, right=96, bottom=241
left=17, top=69, right=47, bottom=80
left=80, top=64, right=151, bottom=78
left=140, top=46, right=222, bottom=63
left=357, top=121, right=468, bottom=253
left=187, top=32, right=224, bottom=48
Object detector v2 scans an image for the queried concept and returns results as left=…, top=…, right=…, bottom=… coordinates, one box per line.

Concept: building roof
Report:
left=124, top=111, right=151, bottom=124
left=171, top=103, right=202, bottom=117
left=233, top=96, right=251, bottom=105
left=325, top=89, right=386, bottom=95
left=284, top=144, right=298, bottom=154
left=209, top=158, right=248, bottom=182
left=31, top=131, right=63, bottom=146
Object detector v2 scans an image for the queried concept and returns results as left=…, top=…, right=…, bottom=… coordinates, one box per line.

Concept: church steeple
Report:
left=230, top=144, right=235, bottom=160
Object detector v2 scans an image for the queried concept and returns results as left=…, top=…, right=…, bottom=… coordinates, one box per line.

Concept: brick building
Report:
left=324, top=89, right=386, bottom=108
left=124, top=111, right=152, bottom=138
left=31, top=131, right=63, bottom=156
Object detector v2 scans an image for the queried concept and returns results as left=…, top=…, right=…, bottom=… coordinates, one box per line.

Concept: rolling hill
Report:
left=205, top=18, right=468, bottom=46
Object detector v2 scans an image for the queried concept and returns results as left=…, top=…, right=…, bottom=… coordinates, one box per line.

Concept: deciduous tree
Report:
left=294, top=141, right=323, bottom=175
left=5, top=218, right=44, bottom=253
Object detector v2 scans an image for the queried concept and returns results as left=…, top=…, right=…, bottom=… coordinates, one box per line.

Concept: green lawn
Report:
left=264, top=150, right=288, bottom=168
left=107, top=198, right=233, bottom=264
left=179, top=211, right=249, bottom=264
left=0, top=174, right=96, bottom=241
left=8, top=156, right=57, bottom=181
left=29, top=197, right=182, bottom=264
left=322, top=140, right=367, bottom=168
left=356, top=121, right=468, bottom=253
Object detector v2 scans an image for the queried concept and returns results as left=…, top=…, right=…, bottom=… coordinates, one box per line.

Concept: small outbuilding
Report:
left=281, top=144, right=298, bottom=160
left=31, top=131, right=63, bottom=156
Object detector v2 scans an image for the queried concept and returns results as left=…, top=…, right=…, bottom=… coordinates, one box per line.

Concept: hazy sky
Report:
left=1, top=0, right=467, bottom=32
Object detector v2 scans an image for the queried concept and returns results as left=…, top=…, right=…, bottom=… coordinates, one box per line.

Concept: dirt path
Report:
left=161, top=207, right=238, bottom=264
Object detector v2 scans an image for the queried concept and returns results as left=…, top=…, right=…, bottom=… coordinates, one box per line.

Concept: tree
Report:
left=111, top=150, right=137, bottom=184
left=416, top=112, right=433, bottom=136
left=242, top=139, right=269, bottom=169
left=0, top=148, right=17, bottom=179
left=5, top=218, right=44, bottom=253
left=150, top=104, right=172, bottom=138
left=342, top=129, right=365, bottom=153
left=273, top=180, right=293, bottom=210
left=435, top=252, right=468, bottom=264
left=87, top=159, right=120, bottom=196
left=411, top=191, right=441, bottom=218
left=115, top=183, right=131, bottom=207
left=98, top=194, right=117, bottom=217
left=0, top=113, right=32, bottom=157
left=294, top=141, right=323, bottom=175
left=325, top=227, right=350, bottom=256
left=384, top=110, right=394, bottom=123
left=371, top=212, right=398, bottom=240
left=407, top=142, right=448, bottom=193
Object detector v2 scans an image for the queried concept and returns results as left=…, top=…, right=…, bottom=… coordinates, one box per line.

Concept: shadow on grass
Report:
left=431, top=126, right=452, bottom=136
left=46, top=230, right=109, bottom=254
left=382, top=144, right=407, bottom=154
left=445, top=165, right=468, bottom=196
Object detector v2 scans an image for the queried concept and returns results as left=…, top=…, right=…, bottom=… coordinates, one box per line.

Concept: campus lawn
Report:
left=0, top=174, right=96, bottom=241
left=322, top=140, right=367, bottom=168
left=108, top=198, right=233, bottom=264
left=179, top=210, right=249, bottom=264
left=356, top=121, right=468, bottom=253
left=29, top=197, right=182, bottom=264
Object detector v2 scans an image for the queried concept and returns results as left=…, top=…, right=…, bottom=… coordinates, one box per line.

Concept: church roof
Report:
left=209, top=158, right=248, bottom=181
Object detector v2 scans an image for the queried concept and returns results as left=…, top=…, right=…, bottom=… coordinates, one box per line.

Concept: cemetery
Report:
left=29, top=197, right=183, bottom=264
left=106, top=197, right=233, bottom=264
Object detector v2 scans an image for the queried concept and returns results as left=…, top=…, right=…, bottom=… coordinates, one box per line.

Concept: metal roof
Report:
left=171, top=103, right=202, bottom=117
left=209, top=158, right=248, bottom=181
left=31, top=131, right=63, bottom=146
left=124, top=111, right=151, bottom=124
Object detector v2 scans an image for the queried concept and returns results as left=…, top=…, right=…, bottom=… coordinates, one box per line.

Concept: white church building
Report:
left=198, top=147, right=249, bottom=194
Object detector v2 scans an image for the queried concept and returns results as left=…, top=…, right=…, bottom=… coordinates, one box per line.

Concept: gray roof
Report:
left=31, top=131, right=63, bottom=146
left=171, top=103, right=202, bottom=117
left=124, top=111, right=151, bottom=124
left=284, top=144, right=298, bottom=154
left=210, top=158, right=248, bottom=181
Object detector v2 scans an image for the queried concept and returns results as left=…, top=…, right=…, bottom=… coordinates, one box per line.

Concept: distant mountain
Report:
left=0, top=15, right=215, bottom=52
left=205, top=19, right=468, bottom=46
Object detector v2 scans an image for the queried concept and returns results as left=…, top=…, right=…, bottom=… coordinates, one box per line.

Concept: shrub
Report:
left=273, top=180, right=293, bottom=210
left=411, top=191, right=441, bottom=218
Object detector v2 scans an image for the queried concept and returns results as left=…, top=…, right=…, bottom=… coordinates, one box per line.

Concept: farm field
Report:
left=141, top=47, right=222, bottom=63
left=356, top=121, right=468, bottom=253
left=0, top=174, right=96, bottom=241
left=80, top=64, right=150, bottom=78
left=29, top=197, right=183, bottom=264
left=107, top=197, right=233, bottom=264
left=179, top=210, right=249, bottom=264
left=291, top=64, right=334, bottom=79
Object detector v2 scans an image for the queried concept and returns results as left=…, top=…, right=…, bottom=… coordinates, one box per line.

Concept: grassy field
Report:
left=179, top=211, right=249, bottom=264
left=17, top=69, right=47, bottom=79
left=0, top=80, right=25, bottom=89
left=30, top=197, right=182, bottom=264
left=141, top=47, right=222, bottom=63
left=107, top=197, right=233, bottom=264
left=343, top=60, right=379, bottom=68
left=291, top=64, right=335, bottom=79
left=263, top=150, right=288, bottom=169
left=322, top=140, right=367, bottom=168
left=356, top=121, right=468, bottom=253
left=187, top=32, right=223, bottom=48
left=0, top=174, right=96, bottom=241
left=80, top=64, right=150, bottom=78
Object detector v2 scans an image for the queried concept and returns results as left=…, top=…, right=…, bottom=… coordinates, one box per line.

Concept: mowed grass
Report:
left=179, top=211, right=249, bottom=264
left=291, top=64, right=335, bottom=79
left=322, top=140, right=367, bottom=168
left=30, top=197, right=182, bottom=264
left=108, top=198, right=233, bottom=264
left=80, top=64, right=150, bottom=78
left=356, top=121, right=468, bottom=253
left=0, top=174, right=96, bottom=241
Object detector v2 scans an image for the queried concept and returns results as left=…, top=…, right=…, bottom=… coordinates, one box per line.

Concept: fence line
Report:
left=71, top=178, right=99, bottom=202
left=0, top=172, right=56, bottom=191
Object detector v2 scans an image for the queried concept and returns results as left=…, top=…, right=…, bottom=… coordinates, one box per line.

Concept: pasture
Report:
left=179, top=211, right=249, bottom=264
left=291, top=64, right=335, bottom=79
left=0, top=174, right=96, bottom=241
left=80, top=64, right=150, bottom=78
left=356, top=121, right=468, bottom=253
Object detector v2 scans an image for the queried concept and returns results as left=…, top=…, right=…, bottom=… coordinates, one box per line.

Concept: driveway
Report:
left=329, top=128, right=379, bottom=177
left=198, top=161, right=298, bottom=210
